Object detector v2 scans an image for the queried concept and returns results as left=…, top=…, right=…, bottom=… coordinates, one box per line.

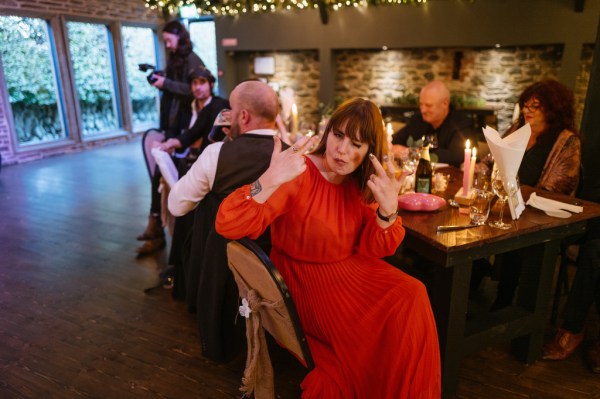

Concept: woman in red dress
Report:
left=216, top=98, right=441, bottom=398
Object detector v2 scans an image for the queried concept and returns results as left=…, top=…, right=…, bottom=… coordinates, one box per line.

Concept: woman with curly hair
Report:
left=506, top=78, right=581, bottom=195
left=490, top=79, right=581, bottom=310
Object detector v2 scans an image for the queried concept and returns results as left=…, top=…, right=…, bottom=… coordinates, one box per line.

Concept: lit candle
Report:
left=468, top=147, right=477, bottom=190
left=291, top=103, right=299, bottom=138
left=462, top=139, right=471, bottom=196
left=386, top=122, right=394, bottom=151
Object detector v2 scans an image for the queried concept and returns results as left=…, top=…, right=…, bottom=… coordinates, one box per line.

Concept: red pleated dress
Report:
left=216, top=157, right=441, bottom=398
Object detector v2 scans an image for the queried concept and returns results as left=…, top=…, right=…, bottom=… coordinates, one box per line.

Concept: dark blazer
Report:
left=186, top=133, right=285, bottom=362
left=392, top=108, right=473, bottom=166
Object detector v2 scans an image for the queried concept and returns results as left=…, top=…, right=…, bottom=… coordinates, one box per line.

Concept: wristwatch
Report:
left=376, top=207, right=399, bottom=222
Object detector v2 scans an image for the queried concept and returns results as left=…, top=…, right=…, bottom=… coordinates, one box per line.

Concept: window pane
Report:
left=189, top=20, right=219, bottom=94
left=67, top=21, right=119, bottom=136
left=122, top=26, right=159, bottom=132
left=0, top=16, right=66, bottom=145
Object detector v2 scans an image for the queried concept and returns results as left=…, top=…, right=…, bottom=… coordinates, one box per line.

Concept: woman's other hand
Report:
left=367, top=154, right=408, bottom=223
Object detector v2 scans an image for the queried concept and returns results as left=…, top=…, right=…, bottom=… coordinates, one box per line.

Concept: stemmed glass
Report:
left=489, top=169, right=513, bottom=230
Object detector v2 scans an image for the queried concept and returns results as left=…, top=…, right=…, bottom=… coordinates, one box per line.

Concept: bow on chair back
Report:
left=226, top=238, right=314, bottom=399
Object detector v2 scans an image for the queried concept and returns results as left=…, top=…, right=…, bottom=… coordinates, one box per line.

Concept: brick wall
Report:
left=0, top=0, right=161, bottom=22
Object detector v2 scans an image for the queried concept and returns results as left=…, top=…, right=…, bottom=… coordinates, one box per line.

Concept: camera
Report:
left=138, top=63, right=165, bottom=84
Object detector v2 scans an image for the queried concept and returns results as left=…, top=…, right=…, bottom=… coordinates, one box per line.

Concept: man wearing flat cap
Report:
left=157, top=66, right=229, bottom=155
left=136, top=66, right=228, bottom=256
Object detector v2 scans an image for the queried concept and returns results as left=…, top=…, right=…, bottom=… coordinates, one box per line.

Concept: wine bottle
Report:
left=415, top=142, right=432, bottom=194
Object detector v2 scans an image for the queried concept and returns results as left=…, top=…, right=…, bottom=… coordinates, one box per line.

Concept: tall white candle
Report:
left=468, top=147, right=477, bottom=190
left=462, top=139, right=471, bottom=196
left=386, top=122, right=394, bottom=151
left=291, top=103, right=299, bottom=138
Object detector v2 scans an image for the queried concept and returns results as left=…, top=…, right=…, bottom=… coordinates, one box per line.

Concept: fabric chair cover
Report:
left=226, top=238, right=313, bottom=399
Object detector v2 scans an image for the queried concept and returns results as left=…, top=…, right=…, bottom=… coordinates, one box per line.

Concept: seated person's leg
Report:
left=136, top=166, right=166, bottom=255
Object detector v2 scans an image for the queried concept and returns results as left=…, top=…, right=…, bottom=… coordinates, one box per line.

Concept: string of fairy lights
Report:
left=144, top=0, right=428, bottom=17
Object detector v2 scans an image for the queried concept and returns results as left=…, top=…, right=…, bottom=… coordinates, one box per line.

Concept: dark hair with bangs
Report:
left=515, top=79, right=578, bottom=145
left=311, top=98, right=386, bottom=203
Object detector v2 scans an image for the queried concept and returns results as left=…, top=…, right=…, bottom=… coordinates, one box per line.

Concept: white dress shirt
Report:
left=168, top=129, right=276, bottom=216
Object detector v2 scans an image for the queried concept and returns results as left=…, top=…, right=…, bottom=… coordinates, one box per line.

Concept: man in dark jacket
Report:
left=392, top=80, right=473, bottom=167
left=168, top=80, right=283, bottom=362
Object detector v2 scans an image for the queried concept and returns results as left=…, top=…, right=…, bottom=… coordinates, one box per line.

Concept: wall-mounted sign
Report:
left=254, top=56, right=275, bottom=75
left=221, top=38, right=238, bottom=47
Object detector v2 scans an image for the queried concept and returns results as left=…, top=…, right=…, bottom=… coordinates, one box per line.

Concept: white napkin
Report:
left=527, top=192, right=583, bottom=214
left=151, top=148, right=179, bottom=189
left=483, top=124, right=531, bottom=220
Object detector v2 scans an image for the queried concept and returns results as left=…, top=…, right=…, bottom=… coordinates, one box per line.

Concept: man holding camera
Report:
left=136, top=20, right=205, bottom=256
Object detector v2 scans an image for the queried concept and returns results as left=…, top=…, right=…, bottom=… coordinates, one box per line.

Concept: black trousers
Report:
left=562, top=220, right=600, bottom=333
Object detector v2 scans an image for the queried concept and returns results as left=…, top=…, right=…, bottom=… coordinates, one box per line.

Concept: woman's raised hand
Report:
left=251, top=134, right=318, bottom=204
left=367, top=154, right=410, bottom=217
left=265, top=135, right=318, bottom=187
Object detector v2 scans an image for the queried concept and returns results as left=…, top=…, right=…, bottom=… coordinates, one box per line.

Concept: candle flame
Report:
left=291, top=103, right=298, bottom=114
left=472, top=147, right=477, bottom=158
left=386, top=122, right=393, bottom=136
left=465, top=139, right=471, bottom=149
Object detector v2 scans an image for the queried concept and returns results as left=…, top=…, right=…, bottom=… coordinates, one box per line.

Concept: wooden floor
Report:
left=0, top=139, right=599, bottom=398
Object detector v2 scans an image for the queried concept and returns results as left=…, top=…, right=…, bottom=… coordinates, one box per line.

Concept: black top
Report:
left=175, top=96, right=230, bottom=152
left=518, top=142, right=553, bottom=187
left=392, top=108, right=473, bottom=167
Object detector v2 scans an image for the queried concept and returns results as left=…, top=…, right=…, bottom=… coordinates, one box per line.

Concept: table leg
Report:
left=430, top=262, right=472, bottom=399
left=513, top=240, right=560, bottom=363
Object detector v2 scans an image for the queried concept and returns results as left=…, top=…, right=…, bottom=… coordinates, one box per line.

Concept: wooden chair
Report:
left=141, top=128, right=165, bottom=180
left=226, top=238, right=314, bottom=399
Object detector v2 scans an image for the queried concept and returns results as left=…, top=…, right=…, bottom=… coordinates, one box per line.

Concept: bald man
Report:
left=167, top=80, right=284, bottom=362
left=392, top=80, right=472, bottom=166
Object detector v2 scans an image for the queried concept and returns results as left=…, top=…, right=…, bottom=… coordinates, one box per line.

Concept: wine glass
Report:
left=489, top=169, right=512, bottom=230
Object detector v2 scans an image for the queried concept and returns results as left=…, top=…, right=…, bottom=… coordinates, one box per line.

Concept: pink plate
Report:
left=398, top=193, right=446, bottom=212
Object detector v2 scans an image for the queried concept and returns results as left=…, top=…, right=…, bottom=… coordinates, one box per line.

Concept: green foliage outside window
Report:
left=122, top=26, right=159, bottom=131
left=67, top=21, right=118, bottom=135
left=0, top=16, right=66, bottom=145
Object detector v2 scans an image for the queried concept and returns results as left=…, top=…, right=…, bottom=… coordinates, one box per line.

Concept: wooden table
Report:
left=396, top=168, right=600, bottom=398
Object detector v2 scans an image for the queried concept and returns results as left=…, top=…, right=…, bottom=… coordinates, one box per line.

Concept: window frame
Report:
left=119, top=23, right=162, bottom=134
left=62, top=16, right=127, bottom=141
left=0, top=11, right=74, bottom=152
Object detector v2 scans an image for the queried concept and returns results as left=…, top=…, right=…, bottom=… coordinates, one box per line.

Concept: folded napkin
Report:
left=483, top=124, right=532, bottom=220
left=527, top=192, right=583, bottom=213
left=151, top=148, right=179, bottom=188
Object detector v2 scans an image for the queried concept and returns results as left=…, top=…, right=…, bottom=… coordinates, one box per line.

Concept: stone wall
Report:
left=247, top=50, right=320, bottom=130
left=335, top=45, right=567, bottom=133
left=237, top=44, right=592, bottom=135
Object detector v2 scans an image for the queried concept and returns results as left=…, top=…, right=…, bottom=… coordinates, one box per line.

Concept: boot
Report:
left=135, top=237, right=166, bottom=256
left=542, top=328, right=584, bottom=360
left=137, top=214, right=164, bottom=241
